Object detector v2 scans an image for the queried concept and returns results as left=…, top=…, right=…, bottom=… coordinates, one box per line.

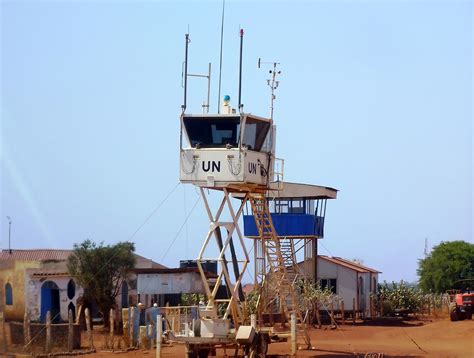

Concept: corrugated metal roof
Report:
left=0, top=249, right=72, bottom=261
left=331, top=257, right=381, bottom=273
left=319, top=255, right=381, bottom=273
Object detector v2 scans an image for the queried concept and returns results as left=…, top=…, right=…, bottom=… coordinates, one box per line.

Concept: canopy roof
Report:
left=233, top=182, right=338, bottom=200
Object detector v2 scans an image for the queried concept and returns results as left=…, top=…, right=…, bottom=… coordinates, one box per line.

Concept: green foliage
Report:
left=417, top=240, right=474, bottom=293
left=67, top=239, right=136, bottom=324
left=181, top=293, right=206, bottom=306
left=376, top=280, right=424, bottom=314
left=245, top=289, right=260, bottom=316
left=299, top=279, right=339, bottom=308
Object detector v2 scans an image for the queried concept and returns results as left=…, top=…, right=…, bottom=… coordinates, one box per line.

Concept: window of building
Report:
left=5, top=283, right=13, bottom=305
left=320, top=278, right=337, bottom=294
left=67, top=279, right=76, bottom=299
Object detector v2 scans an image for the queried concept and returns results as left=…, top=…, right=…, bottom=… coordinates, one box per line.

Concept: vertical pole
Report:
left=250, top=314, right=256, bottom=329
left=130, top=307, right=135, bottom=347
left=156, top=314, right=162, bottom=358
left=206, top=63, right=211, bottom=113
left=329, top=302, right=336, bottom=326
left=85, top=308, right=93, bottom=349
left=8, top=220, right=12, bottom=254
left=341, top=301, right=345, bottom=326
left=217, top=0, right=226, bottom=113
left=238, top=28, right=244, bottom=110
left=68, top=309, right=74, bottom=351
left=110, top=309, right=115, bottom=349
left=182, top=33, right=189, bottom=112
left=380, top=296, right=384, bottom=317
left=369, top=297, right=373, bottom=319
left=352, top=298, right=356, bottom=324
left=24, top=309, right=31, bottom=350
left=290, top=313, right=296, bottom=356
left=122, top=308, right=129, bottom=346
left=315, top=302, right=321, bottom=329
left=45, top=310, right=51, bottom=353
left=1, top=311, right=7, bottom=353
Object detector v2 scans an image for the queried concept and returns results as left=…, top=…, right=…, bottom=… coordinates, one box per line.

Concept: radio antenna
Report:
left=217, top=0, right=225, bottom=113
left=238, top=28, right=244, bottom=112
left=258, top=58, right=281, bottom=121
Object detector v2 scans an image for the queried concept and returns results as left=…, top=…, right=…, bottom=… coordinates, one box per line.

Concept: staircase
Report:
left=249, top=194, right=311, bottom=348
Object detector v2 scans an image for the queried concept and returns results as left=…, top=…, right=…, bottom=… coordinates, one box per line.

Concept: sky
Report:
left=1, top=0, right=472, bottom=284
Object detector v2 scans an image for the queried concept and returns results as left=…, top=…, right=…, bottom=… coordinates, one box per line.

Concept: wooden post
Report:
left=85, top=308, right=94, bottom=349
left=380, top=296, right=384, bottom=317
left=109, top=308, right=115, bottom=349
left=290, top=313, right=296, bottom=356
left=0, top=311, right=6, bottom=353
left=341, top=301, right=345, bottom=325
left=329, top=302, right=336, bottom=326
left=352, top=298, right=356, bottom=324
left=68, top=309, right=74, bottom=351
left=122, top=308, right=129, bottom=346
left=45, top=310, right=51, bottom=353
left=369, top=297, right=373, bottom=319
left=24, top=309, right=31, bottom=350
left=156, top=314, right=162, bottom=358
left=130, top=307, right=135, bottom=347
left=251, top=314, right=256, bottom=329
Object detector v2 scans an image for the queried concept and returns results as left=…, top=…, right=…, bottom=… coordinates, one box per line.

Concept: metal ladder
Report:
left=249, top=194, right=311, bottom=348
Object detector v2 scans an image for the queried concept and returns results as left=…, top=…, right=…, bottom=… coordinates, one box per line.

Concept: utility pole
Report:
left=6, top=216, right=12, bottom=254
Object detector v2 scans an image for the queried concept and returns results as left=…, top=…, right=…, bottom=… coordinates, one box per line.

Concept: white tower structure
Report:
left=178, top=32, right=310, bottom=354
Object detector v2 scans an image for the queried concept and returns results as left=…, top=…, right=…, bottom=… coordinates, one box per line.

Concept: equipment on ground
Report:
left=447, top=290, right=473, bottom=321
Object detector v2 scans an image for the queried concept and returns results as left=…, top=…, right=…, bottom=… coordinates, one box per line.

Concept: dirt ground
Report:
left=87, top=317, right=473, bottom=358
left=4, top=317, right=473, bottom=357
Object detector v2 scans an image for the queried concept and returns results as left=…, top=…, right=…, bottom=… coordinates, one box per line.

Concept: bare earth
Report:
left=4, top=317, right=473, bottom=357
left=84, top=318, right=473, bottom=358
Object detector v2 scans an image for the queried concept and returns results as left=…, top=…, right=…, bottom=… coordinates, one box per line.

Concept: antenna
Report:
left=217, top=0, right=226, bottom=113
left=238, top=28, right=244, bottom=112
left=424, top=238, right=428, bottom=257
left=181, top=34, right=212, bottom=114
left=258, top=58, right=281, bottom=121
left=182, top=33, right=190, bottom=113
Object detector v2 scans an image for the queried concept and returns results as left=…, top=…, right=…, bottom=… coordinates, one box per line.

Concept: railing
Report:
left=272, top=157, right=284, bottom=190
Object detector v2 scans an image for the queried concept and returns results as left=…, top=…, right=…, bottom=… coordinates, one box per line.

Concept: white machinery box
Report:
left=200, top=318, right=230, bottom=338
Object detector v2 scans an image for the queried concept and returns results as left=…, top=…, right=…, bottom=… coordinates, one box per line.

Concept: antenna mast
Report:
left=258, top=58, right=281, bottom=121
left=217, top=0, right=226, bottom=113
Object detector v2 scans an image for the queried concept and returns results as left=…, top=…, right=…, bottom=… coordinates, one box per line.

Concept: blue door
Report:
left=40, top=281, right=61, bottom=322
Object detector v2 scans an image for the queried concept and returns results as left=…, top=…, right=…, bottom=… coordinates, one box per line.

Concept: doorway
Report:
left=41, top=281, right=61, bottom=322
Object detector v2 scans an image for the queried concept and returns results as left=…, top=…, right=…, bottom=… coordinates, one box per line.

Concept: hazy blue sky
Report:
left=1, top=1, right=472, bottom=283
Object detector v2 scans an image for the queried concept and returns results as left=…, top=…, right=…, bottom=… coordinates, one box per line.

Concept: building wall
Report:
left=0, top=260, right=41, bottom=321
left=137, top=272, right=206, bottom=295
left=317, top=259, right=358, bottom=310
left=25, top=275, right=84, bottom=322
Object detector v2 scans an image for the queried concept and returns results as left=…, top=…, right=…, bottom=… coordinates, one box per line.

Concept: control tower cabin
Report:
left=179, top=110, right=279, bottom=192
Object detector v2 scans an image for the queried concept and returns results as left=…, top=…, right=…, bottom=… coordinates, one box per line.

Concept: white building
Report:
left=300, top=255, right=381, bottom=317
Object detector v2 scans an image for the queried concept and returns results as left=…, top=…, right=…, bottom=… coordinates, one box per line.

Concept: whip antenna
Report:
left=217, top=0, right=225, bottom=113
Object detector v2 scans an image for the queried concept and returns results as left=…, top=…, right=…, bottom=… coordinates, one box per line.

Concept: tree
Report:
left=417, top=240, right=474, bottom=293
left=68, top=239, right=136, bottom=326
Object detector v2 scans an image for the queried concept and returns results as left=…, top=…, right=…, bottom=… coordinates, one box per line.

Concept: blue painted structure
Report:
left=40, top=281, right=60, bottom=323
left=244, top=214, right=325, bottom=237
left=243, top=196, right=329, bottom=238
